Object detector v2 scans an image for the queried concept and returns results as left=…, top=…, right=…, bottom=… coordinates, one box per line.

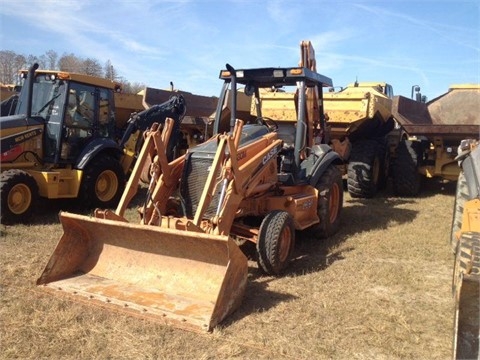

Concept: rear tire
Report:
left=347, top=139, right=382, bottom=198
left=307, top=164, right=343, bottom=239
left=0, top=169, right=38, bottom=224
left=257, top=211, right=295, bottom=275
left=393, top=139, right=421, bottom=196
left=80, top=155, right=125, bottom=209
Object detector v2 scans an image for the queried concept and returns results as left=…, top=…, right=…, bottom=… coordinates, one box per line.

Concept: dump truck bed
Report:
left=323, top=85, right=393, bottom=139
left=392, top=86, right=480, bottom=139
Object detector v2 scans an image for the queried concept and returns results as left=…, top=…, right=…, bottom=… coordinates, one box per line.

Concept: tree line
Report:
left=0, top=50, right=145, bottom=94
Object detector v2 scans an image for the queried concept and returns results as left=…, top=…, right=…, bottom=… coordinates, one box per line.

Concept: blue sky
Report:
left=1, top=0, right=478, bottom=100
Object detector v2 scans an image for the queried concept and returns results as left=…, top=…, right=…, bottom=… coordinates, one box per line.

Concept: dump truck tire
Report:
left=452, top=232, right=480, bottom=360
left=376, top=138, right=390, bottom=191
left=307, top=164, right=343, bottom=239
left=80, top=155, right=126, bottom=209
left=257, top=210, right=295, bottom=275
left=451, top=171, right=469, bottom=253
left=393, top=139, right=421, bottom=196
left=0, top=169, right=38, bottom=224
left=347, top=139, right=382, bottom=198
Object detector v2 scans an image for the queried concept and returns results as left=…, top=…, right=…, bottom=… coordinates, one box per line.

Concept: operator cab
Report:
left=214, top=66, right=333, bottom=185
left=15, top=70, right=117, bottom=164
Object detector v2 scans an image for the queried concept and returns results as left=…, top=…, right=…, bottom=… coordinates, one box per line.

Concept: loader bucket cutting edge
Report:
left=36, top=212, right=248, bottom=332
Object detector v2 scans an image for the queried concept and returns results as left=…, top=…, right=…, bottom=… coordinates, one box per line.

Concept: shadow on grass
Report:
left=221, top=275, right=298, bottom=328
left=23, top=186, right=150, bottom=226
left=286, top=195, right=418, bottom=277
left=413, top=177, right=456, bottom=198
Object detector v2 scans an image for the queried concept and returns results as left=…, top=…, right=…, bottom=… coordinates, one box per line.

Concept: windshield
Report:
left=15, top=75, right=67, bottom=120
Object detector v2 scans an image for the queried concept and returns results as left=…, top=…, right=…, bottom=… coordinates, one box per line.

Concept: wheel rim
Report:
left=95, top=170, right=118, bottom=202
left=278, top=225, right=292, bottom=263
left=328, top=182, right=340, bottom=224
left=8, top=183, right=32, bottom=215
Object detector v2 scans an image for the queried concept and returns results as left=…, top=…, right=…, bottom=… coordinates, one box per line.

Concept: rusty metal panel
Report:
left=392, top=87, right=480, bottom=137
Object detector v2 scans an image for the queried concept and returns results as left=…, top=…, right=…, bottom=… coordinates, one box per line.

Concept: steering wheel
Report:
left=256, top=116, right=279, bottom=132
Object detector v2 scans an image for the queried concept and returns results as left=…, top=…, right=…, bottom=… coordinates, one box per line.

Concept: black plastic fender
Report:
left=75, top=138, right=123, bottom=170
left=307, top=144, right=342, bottom=186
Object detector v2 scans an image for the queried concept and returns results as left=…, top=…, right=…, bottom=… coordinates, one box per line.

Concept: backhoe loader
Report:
left=0, top=64, right=190, bottom=224
left=37, top=64, right=343, bottom=332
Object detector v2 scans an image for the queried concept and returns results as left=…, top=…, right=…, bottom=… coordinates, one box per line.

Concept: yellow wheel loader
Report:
left=0, top=63, right=188, bottom=224
left=451, top=138, right=480, bottom=359
left=37, top=64, right=343, bottom=332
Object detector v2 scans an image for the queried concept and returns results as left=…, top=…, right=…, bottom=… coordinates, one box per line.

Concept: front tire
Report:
left=257, top=211, right=295, bottom=275
left=80, top=155, right=125, bottom=209
left=0, top=169, right=38, bottom=224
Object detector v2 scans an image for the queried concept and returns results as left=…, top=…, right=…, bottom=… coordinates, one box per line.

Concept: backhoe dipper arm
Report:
left=119, top=94, right=186, bottom=150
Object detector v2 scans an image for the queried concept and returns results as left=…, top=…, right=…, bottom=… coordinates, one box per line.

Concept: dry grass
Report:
left=1, top=179, right=456, bottom=359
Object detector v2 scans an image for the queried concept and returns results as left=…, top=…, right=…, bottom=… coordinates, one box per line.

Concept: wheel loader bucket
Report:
left=37, top=212, right=248, bottom=332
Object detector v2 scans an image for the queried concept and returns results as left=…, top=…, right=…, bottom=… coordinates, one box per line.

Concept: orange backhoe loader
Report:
left=37, top=62, right=343, bottom=332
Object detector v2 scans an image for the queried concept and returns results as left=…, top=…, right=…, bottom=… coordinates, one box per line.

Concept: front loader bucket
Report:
left=37, top=212, right=248, bottom=332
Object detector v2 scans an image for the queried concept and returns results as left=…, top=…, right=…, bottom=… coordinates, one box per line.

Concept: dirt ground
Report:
left=1, top=179, right=456, bottom=359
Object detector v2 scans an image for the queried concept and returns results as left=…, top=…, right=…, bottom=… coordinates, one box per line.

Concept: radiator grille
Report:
left=181, top=152, right=221, bottom=219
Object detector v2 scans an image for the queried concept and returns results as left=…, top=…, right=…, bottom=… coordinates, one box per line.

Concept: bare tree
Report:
left=58, top=53, right=84, bottom=73
left=27, top=54, right=46, bottom=69
left=83, top=58, right=103, bottom=77
left=0, top=50, right=26, bottom=84
left=0, top=50, right=137, bottom=89
left=104, top=59, right=118, bottom=81
left=125, top=82, right=145, bottom=94
left=45, top=50, right=58, bottom=70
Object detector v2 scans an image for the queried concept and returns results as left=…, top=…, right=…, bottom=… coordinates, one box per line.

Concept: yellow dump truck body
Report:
left=323, top=82, right=393, bottom=139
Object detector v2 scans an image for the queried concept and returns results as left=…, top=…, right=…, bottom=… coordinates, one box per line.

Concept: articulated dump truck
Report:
left=450, top=139, right=480, bottom=360
left=323, top=82, right=395, bottom=198
left=391, top=84, right=480, bottom=196
left=37, top=64, right=343, bottom=332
